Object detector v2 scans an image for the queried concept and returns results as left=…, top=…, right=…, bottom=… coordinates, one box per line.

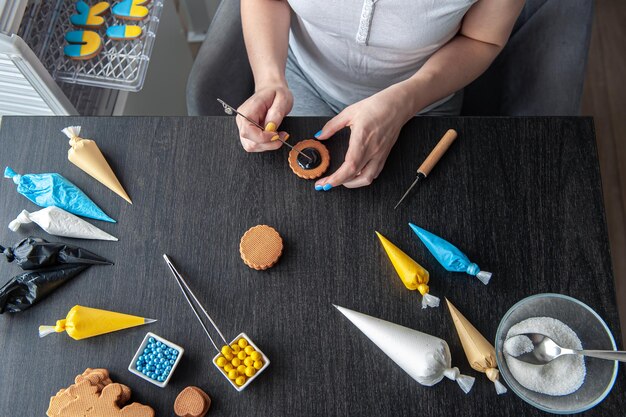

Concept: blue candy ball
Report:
left=170, top=359, right=175, bottom=365
left=148, top=337, right=155, bottom=343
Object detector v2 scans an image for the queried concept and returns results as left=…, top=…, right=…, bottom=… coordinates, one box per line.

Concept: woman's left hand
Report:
left=314, top=86, right=413, bottom=190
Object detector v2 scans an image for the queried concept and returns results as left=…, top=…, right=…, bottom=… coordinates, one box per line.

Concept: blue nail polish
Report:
left=315, top=185, right=323, bottom=191
left=323, top=184, right=332, bottom=191
left=314, top=130, right=323, bottom=138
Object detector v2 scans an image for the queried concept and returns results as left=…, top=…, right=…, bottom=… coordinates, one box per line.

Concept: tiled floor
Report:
left=581, top=0, right=626, bottom=346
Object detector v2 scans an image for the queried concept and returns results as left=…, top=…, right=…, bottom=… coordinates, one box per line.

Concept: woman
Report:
left=236, top=0, right=524, bottom=190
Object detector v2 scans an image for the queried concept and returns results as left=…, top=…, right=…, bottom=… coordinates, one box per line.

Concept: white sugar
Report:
left=504, top=335, right=534, bottom=357
left=504, top=317, right=586, bottom=396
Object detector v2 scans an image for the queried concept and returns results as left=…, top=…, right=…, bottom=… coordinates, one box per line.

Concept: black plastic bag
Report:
left=1, top=237, right=112, bottom=270
left=0, top=264, right=90, bottom=313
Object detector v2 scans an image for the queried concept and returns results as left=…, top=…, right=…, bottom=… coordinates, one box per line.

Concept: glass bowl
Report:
left=495, top=294, right=618, bottom=414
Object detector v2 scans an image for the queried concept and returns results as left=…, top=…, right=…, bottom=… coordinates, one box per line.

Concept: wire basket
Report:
left=18, top=0, right=164, bottom=92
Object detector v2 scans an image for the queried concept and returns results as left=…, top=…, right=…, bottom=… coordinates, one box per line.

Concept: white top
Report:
left=288, top=0, right=477, bottom=105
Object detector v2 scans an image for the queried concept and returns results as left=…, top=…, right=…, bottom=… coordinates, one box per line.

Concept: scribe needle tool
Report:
left=394, top=129, right=458, bottom=210
left=217, top=98, right=312, bottom=161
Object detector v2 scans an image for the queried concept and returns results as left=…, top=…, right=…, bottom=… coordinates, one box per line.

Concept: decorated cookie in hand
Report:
left=106, top=25, right=142, bottom=40
left=112, top=0, right=150, bottom=21
left=70, top=1, right=110, bottom=28
left=64, top=30, right=102, bottom=60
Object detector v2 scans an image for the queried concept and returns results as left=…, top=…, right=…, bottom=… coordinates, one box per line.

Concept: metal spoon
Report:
left=506, top=333, right=626, bottom=365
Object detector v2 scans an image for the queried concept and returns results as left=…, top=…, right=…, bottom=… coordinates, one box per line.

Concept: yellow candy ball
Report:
left=244, top=346, right=255, bottom=355
left=253, top=360, right=263, bottom=370
left=237, top=351, right=247, bottom=360
left=250, top=351, right=262, bottom=361
left=224, top=364, right=234, bottom=372
left=245, top=366, right=256, bottom=377
left=216, top=357, right=227, bottom=367
left=228, top=370, right=238, bottom=380
left=231, top=357, right=241, bottom=367
left=221, top=345, right=232, bottom=355
left=235, top=376, right=247, bottom=386
left=230, top=344, right=241, bottom=353
left=238, top=338, right=248, bottom=348
left=244, top=357, right=254, bottom=367
left=224, top=353, right=234, bottom=361
left=237, top=365, right=246, bottom=374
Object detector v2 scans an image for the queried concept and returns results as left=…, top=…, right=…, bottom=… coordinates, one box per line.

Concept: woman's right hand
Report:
left=236, top=83, right=293, bottom=152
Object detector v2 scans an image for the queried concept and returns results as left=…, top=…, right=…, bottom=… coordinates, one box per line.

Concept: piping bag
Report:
left=9, top=207, right=118, bottom=241
left=61, top=126, right=132, bottom=204
left=375, top=231, right=439, bottom=308
left=0, top=265, right=90, bottom=313
left=4, top=166, right=115, bottom=223
left=409, top=223, right=491, bottom=285
left=1, top=237, right=112, bottom=270
left=334, top=304, right=474, bottom=393
left=39, top=305, right=156, bottom=340
left=445, top=298, right=507, bottom=394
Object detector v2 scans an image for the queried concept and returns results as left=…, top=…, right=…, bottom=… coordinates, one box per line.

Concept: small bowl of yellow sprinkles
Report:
left=212, top=333, right=270, bottom=391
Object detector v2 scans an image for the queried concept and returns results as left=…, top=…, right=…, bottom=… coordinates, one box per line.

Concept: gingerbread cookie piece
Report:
left=174, top=387, right=211, bottom=417
left=106, top=25, right=143, bottom=40
left=47, top=369, right=152, bottom=417
left=70, top=1, right=110, bottom=28
left=288, top=139, right=330, bottom=179
left=112, top=0, right=150, bottom=21
left=239, top=225, right=283, bottom=270
left=64, top=30, right=102, bottom=60
left=75, top=368, right=113, bottom=391
left=58, top=382, right=154, bottom=417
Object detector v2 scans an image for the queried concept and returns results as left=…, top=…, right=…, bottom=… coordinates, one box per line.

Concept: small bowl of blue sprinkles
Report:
left=128, top=332, right=184, bottom=387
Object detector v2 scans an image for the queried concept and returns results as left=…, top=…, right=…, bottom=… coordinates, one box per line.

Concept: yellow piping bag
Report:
left=375, top=231, right=439, bottom=309
left=39, top=305, right=155, bottom=340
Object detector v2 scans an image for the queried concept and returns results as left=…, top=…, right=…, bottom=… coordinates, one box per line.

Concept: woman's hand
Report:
left=314, top=86, right=413, bottom=190
left=236, top=83, right=293, bottom=152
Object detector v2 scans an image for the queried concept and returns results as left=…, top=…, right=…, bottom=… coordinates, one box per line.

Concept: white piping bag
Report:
left=334, top=304, right=475, bottom=393
left=9, top=207, right=117, bottom=241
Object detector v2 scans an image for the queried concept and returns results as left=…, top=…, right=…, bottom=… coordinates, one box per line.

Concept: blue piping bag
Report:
left=4, top=167, right=115, bottom=223
left=408, top=223, right=491, bottom=285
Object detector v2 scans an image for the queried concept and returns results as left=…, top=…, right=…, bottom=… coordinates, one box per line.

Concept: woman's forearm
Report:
left=241, top=0, right=291, bottom=89
left=390, top=0, right=524, bottom=119
left=393, top=35, right=503, bottom=119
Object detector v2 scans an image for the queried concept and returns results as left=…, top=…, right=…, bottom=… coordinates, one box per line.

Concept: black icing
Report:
left=297, top=148, right=322, bottom=170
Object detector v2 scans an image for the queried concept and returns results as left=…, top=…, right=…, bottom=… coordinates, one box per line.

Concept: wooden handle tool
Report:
left=394, top=129, right=458, bottom=209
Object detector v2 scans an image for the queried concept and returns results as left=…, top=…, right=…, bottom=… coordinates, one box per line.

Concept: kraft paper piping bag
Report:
left=445, top=299, right=507, bottom=394
left=409, top=223, right=491, bottom=285
left=1, top=236, right=112, bottom=270
left=375, top=231, right=440, bottom=308
left=62, top=126, right=132, bottom=204
left=4, top=166, right=115, bottom=223
left=39, top=305, right=156, bottom=340
left=9, top=207, right=118, bottom=241
left=0, top=265, right=90, bottom=313
left=334, top=304, right=474, bottom=393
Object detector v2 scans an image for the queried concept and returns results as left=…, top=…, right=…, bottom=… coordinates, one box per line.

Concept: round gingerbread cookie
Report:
left=288, top=139, right=330, bottom=179
left=239, top=225, right=283, bottom=270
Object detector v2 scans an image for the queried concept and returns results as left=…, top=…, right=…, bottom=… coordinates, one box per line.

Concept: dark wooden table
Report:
left=0, top=116, right=623, bottom=416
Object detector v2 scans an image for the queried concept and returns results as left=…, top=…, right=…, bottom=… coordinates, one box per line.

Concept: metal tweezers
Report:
left=163, top=254, right=229, bottom=353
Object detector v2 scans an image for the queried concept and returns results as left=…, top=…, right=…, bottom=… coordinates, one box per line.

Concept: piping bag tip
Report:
left=143, top=318, right=157, bottom=324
